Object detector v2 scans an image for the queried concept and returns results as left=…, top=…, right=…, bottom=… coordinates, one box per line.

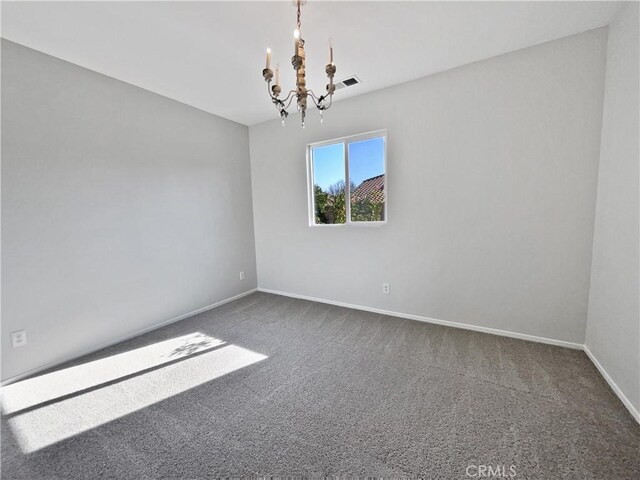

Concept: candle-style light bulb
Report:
left=275, top=64, right=280, bottom=86
left=266, top=48, right=271, bottom=70
left=329, top=38, right=333, bottom=64
left=293, top=29, right=300, bottom=57
left=293, top=28, right=301, bottom=57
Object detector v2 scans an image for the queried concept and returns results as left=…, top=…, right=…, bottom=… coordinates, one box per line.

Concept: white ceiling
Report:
left=2, top=1, right=622, bottom=126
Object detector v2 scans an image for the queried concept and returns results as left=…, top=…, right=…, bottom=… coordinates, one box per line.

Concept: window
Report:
left=308, top=130, right=387, bottom=226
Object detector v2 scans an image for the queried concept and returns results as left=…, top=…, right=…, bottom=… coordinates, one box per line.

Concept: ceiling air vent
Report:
left=335, top=76, right=362, bottom=90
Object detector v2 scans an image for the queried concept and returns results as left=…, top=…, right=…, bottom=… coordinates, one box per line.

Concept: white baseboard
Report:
left=583, top=346, right=640, bottom=424
left=1, top=288, right=257, bottom=387
left=256, top=288, right=583, bottom=349
left=258, top=288, right=640, bottom=424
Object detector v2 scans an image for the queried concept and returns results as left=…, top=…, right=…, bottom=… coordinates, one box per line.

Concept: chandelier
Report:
left=262, top=0, right=336, bottom=127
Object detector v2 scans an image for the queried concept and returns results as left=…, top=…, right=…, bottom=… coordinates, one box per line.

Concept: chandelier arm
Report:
left=322, top=94, right=333, bottom=111
left=267, top=83, right=296, bottom=118
left=307, top=90, right=321, bottom=109
left=308, top=90, right=326, bottom=109
left=307, top=90, right=333, bottom=111
left=283, top=93, right=297, bottom=111
left=280, top=89, right=296, bottom=105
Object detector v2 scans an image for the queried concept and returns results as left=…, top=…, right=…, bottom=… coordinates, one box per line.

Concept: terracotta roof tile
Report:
left=351, top=174, right=385, bottom=204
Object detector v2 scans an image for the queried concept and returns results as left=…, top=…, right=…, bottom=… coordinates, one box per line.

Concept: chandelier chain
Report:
left=296, top=0, right=301, bottom=29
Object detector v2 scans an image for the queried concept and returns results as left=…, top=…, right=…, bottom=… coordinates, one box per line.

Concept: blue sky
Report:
left=312, top=137, right=384, bottom=191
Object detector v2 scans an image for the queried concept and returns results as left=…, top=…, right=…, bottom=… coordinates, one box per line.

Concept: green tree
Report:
left=326, top=180, right=348, bottom=224
left=315, top=180, right=384, bottom=224
left=351, top=197, right=384, bottom=222
left=313, top=185, right=329, bottom=224
left=313, top=181, right=348, bottom=224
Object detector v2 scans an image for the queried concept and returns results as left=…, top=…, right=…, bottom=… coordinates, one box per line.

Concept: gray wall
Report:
left=1, top=40, right=257, bottom=381
left=250, top=29, right=607, bottom=344
left=586, top=3, right=640, bottom=414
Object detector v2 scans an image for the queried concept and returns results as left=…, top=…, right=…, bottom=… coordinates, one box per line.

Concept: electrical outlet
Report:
left=239, top=271, right=245, bottom=281
left=383, top=283, right=390, bottom=294
left=11, top=330, right=27, bottom=348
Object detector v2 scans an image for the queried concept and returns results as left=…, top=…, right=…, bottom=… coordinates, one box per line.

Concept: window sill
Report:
left=309, top=222, right=387, bottom=228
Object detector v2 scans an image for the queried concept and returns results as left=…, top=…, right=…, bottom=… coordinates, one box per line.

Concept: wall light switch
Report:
left=11, top=330, right=27, bottom=348
left=239, top=271, right=245, bottom=281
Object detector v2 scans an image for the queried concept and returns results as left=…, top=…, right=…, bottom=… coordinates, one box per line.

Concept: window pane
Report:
left=311, top=142, right=346, bottom=224
left=349, top=137, right=385, bottom=222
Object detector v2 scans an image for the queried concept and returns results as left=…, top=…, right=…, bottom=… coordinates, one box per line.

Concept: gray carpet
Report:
left=1, top=292, right=639, bottom=478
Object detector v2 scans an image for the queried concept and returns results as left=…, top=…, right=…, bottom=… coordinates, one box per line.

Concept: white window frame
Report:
left=307, top=129, right=387, bottom=227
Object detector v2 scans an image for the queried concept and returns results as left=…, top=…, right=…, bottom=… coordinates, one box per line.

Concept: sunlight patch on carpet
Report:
left=2, top=332, right=225, bottom=415
left=3, top=340, right=267, bottom=453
